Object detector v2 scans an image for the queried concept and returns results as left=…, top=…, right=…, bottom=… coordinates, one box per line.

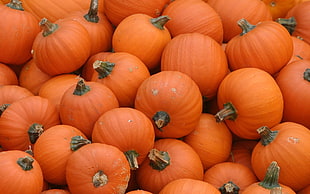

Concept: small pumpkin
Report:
left=262, top=0, right=297, bottom=20
left=0, top=63, right=18, bottom=85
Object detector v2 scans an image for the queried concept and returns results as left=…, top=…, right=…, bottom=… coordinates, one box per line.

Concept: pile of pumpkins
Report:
left=0, top=0, right=310, bottom=193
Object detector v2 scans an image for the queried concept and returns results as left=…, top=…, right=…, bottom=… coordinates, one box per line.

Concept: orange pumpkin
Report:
left=0, top=150, right=44, bottom=193
left=112, top=14, right=171, bottom=71
left=41, top=189, right=70, bottom=194
left=126, top=190, right=153, bottom=194
left=0, top=63, right=18, bottom=85
left=251, top=122, right=310, bottom=191
left=290, top=36, right=310, bottom=62
left=134, top=71, right=203, bottom=138
left=298, top=185, right=310, bottom=194
left=136, top=138, right=204, bottom=194
left=66, top=143, right=131, bottom=194
left=0, top=0, right=40, bottom=65
left=32, top=18, right=91, bottom=76
left=162, top=0, right=223, bottom=43
left=262, top=0, right=297, bottom=20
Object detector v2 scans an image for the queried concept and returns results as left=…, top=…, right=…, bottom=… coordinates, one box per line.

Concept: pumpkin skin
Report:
left=203, top=162, right=258, bottom=193
left=33, top=124, right=89, bottom=186
left=59, top=78, right=119, bottom=139
left=112, top=14, right=171, bottom=71
left=251, top=122, right=310, bottom=191
left=162, top=0, right=223, bottom=43
left=161, top=32, right=229, bottom=100
left=262, top=0, right=297, bottom=20
left=0, top=96, right=60, bottom=151
left=32, top=18, right=91, bottom=76
left=90, top=52, right=151, bottom=107
left=92, top=107, right=155, bottom=170
left=298, top=185, right=310, bottom=194
left=288, top=36, right=310, bottom=63
left=208, top=0, right=272, bottom=43
left=275, top=59, right=310, bottom=129
left=66, top=143, right=131, bottom=194
left=41, top=189, right=70, bottom=194
left=134, top=71, right=203, bottom=138
left=0, top=150, right=44, bottom=194
left=225, top=19, right=293, bottom=75
left=136, top=138, right=204, bottom=194
left=0, top=63, right=18, bottom=85
left=126, top=190, right=153, bottom=194
left=215, top=67, right=284, bottom=140
left=0, top=0, right=40, bottom=65
left=183, top=113, right=232, bottom=170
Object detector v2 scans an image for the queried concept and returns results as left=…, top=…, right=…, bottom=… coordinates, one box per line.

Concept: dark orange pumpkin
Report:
left=298, top=185, right=310, bottom=194
left=262, top=0, right=297, bottom=20
left=66, top=143, right=131, bottom=194
left=0, top=0, right=40, bottom=65
left=41, top=189, right=70, bottom=194
left=126, top=190, right=153, bottom=194
left=0, top=63, right=18, bottom=85
left=134, top=71, right=203, bottom=138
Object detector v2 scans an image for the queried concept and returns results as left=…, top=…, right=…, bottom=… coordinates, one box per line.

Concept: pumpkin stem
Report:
left=25, top=145, right=34, bottom=156
left=257, top=126, right=278, bottom=146
left=92, top=170, right=108, bottom=188
left=150, top=15, right=170, bottom=30
left=39, top=18, right=59, bottom=37
left=93, top=60, right=115, bottom=79
left=70, top=136, right=91, bottom=151
left=148, top=148, right=170, bottom=171
left=270, top=187, right=282, bottom=194
left=152, top=111, right=170, bottom=131
left=219, top=181, right=240, bottom=194
left=303, top=68, right=310, bottom=82
left=258, top=161, right=281, bottom=189
left=6, top=0, right=24, bottom=11
left=237, top=19, right=256, bottom=36
left=0, top=103, right=10, bottom=116
left=84, top=0, right=99, bottom=23
left=215, top=102, right=238, bottom=122
left=276, top=17, right=296, bottom=35
left=124, top=150, right=140, bottom=170
left=73, top=78, right=91, bottom=96
left=28, top=123, right=44, bottom=144
left=17, top=155, right=34, bottom=171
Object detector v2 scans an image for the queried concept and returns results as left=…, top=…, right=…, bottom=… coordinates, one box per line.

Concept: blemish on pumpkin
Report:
left=171, top=88, right=177, bottom=93
left=287, top=136, right=299, bottom=144
left=152, top=89, right=159, bottom=96
left=128, top=68, right=133, bottom=72
left=128, top=119, right=133, bottom=122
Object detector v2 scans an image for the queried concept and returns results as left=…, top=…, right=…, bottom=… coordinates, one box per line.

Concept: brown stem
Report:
left=25, top=145, right=34, bottom=156
left=215, top=102, right=238, bottom=122
left=84, top=0, right=99, bottom=23
left=219, top=181, right=240, bottom=194
left=124, top=150, right=139, bottom=170
left=276, top=17, right=296, bottom=35
left=93, top=170, right=108, bottom=187
left=6, top=0, right=24, bottom=11
left=70, top=136, right=91, bottom=151
left=17, top=156, right=34, bottom=171
left=28, top=123, right=44, bottom=144
left=0, top=104, right=10, bottom=116
left=237, top=18, right=256, bottom=36
left=150, top=15, right=170, bottom=30
left=303, top=68, right=310, bottom=82
left=39, top=18, right=59, bottom=37
left=152, top=111, right=170, bottom=131
left=257, top=126, right=278, bottom=146
left=93, top=60, right=115, bottom=79
left=73, top=78, right=90, bottom=96
left=148, top=148, right=170, bottom=171
left=258, top=161, right=281, bottom=189
left=270, top=187, right=282, bottom=194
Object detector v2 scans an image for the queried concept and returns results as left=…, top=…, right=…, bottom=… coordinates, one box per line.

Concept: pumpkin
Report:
left=208, top=0, right=272, bottom=43
left=0, top=150, right=43, bottom=194
left=203, top=162, right=258, bottom=193
left=0, top=96, right=60, bottom=151
left=32, top=18, right=91, bottom=76
left=41, top=189, right=70, bottom=194
left=161, top=32, right=229, bottom=100
left=251, top=122, right=310, bottom=191
left=112, top=14, right=171, bottom=71
left=215, top=67, right=284, bottom=140
left=225, top=19, right=293, bottom=75
left=298, top=185, right=310, bottom=194
left=64, top=0, right=114, bottom=55
left=90, top=52, right=151, bottom=107
left=288, top=36, right=310, bottom=63
left=134, top=71, right=203, bottom=138
left=0, top=0, right=40, bottom=65
left=33, top=124, right=90, bottom=185
left=18, top=59, right=52, bottom=95
left=159, top=178, right=220, bottom=194
left=0, top=63, right=18, bottom=85
left=103, top=0, right=170, bottom=27
left=92, top=107, right=155, bottom=170
left=262, top=0, right=297, bottom=20
left=183, top=113, right=232, bottom=170
left=126, top=190, right=153, bottom=194
left=162, top=0, right=223, bottom=43
left=59, top=78, right=119, bottom=139
left=242, top=161, right=296, bottom=194
left=136, top=138, right=204, bottom=194
left=275, top=59, right=310, bottom=129
left=66, top=143, right=131, bottom=194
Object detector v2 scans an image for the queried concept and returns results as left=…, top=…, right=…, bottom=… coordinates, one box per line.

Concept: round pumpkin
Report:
left=41, top=189, right=70, bottom=194
left=126, top=190, right=153, bottom=194
left=0, top=63, right=18, bottom=85
left=262, top=0, right=297, bottom=20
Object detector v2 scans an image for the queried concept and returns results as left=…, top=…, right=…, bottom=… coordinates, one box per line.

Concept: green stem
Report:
left=276, top=17, right=296, bottom=35
left=237, top=18, right=256, bottom=36
left=6, top=0, right=24, bottom=11
left=215, top=102, right=238, bottom=122
left=84, top=0, right=99, bottom=23
left=148, top=148, right=170, bottom=171
left=70, top=136, right=91, bottom=151
left=17, top=156, right=34, bottom=171
left=152, top=111, right=170, bottom=131
left=257, top=126, right=278, bottom=146
left=303, top=68, right=310, bottom=82
left=124, top=150, right=140, bottom=170
left=39, top=18, right=59, bottom=37
left=258, top=161, right=281, bottom=189
left=93, top=60, right=115, bottom=79
left=150, top=15, right=170, bottom=30
left=93, top=170, right=108, bottom=187
left=219, top=181, right=240, bottom=194
left=73, top=78, right=90, bottom=96
left=28, top=123, right=44, bottom=144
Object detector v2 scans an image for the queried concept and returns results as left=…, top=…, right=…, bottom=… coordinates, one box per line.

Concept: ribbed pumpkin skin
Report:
left=216, top=68, right=284, bottom=139
left=0, top=3, right=40, bottom=65
left=134, top=71, right=203, bottom=138
left=289, top=36, right=310, bottom=63
left=225, top=20, right=293, bottom=75
left=161, top=32, right=228, bottom=100
left=242, top=182, right=296, bottom=194
left=0, top=63, right=18, bottom=85
left=251, top=122, right=310, bottom=191
left=0, top=85, right=34, bottom=106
